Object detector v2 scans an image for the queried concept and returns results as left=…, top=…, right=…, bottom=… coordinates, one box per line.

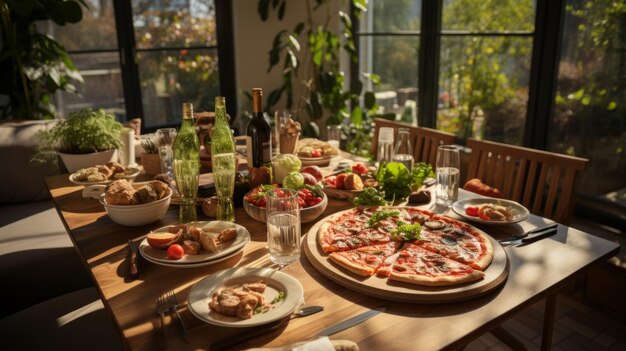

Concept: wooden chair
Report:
left=466, top=138, right=589, bottom=225
left=372, top=118, right=456, bottom=165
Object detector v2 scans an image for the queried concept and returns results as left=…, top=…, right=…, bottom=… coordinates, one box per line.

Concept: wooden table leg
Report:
left=541, top=293, right=557, bottom=350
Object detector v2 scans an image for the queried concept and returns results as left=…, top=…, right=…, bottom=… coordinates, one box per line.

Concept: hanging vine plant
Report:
left=0, top=0, right=86, bottom=120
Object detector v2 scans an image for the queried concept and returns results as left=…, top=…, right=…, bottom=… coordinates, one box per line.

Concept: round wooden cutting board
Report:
left=303, top=209, right=509, bottom=303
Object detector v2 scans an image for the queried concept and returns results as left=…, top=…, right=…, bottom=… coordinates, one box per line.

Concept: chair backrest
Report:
left=372, top=118, right=456, bottom=165
left=466, top=138, right=589, bottom=224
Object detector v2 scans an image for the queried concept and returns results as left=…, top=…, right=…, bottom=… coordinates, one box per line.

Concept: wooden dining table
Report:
left=45, top=173, right=619, bottom=351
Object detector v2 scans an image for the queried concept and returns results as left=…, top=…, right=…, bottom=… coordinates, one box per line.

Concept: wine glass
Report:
left=155, top=128, right=177, bottom=177
left=435, top=145, right=460, bottom=207
left=266, top=188, right=301, bottom=269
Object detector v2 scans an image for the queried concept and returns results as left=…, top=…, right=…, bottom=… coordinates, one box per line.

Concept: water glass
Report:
left=326, top=125, right=342, bottom=150
left=156, top=128, right=177, bottom=177
left=274, top=110, right=291, bottom=154
left=436, top=145, right=460, bottom=206
left=377, top=127, right=394, bottom=165
left=266, top=188, right=301, bottom=268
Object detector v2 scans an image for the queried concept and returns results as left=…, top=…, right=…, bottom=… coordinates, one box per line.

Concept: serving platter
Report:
left=451, top=198, right=530, bottom=225
left=69, top=166, right=141, bottom=186
left=187, top=267, right=304, bottom=327
left=298, top=155, right=332, bottom=167
left=303, top=208, right=509, bottom=303
left=139, top=221, right=250, bottom=264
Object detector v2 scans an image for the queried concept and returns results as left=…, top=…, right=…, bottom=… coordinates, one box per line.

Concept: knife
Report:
left=128, top=239, right=139, bottom=280
left=318, top=307, right=385, bottom=337
left=498, top=223, right=558, bottom=243
left=499, top=227, right=558, bottom=246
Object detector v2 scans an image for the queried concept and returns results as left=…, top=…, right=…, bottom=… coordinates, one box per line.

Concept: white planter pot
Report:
left=58, top=149, right=118, bottom=173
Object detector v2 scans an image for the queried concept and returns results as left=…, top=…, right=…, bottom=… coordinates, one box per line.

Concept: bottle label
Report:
left=261, top=141, right=271, bottom=164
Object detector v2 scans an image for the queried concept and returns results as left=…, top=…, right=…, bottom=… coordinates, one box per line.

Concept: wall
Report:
left=232, top=0, right=342, bottom=115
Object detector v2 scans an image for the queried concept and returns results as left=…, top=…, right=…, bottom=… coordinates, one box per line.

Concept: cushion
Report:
left=0, top=120, right=61, bottom=204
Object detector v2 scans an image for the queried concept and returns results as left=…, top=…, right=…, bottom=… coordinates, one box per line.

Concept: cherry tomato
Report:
left=465, top=206, right=479, bottom=217
left=352, top=163, right=369, bottom=175
left=310, top=149, right=322, bottom=157
left=167, top=244, right=184, bottom=260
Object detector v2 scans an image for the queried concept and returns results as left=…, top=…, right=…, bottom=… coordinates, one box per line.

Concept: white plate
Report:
left=188, top=267, right=304, bottom=328
left=452, top=198, right=530, bottom=225
left=69, top=167, right=141, bottom=186
left=298, top=155, right=332, bottom=167
left=139, top=221, right=250, bottom=264
left=141, top=246, right=243, bottom=268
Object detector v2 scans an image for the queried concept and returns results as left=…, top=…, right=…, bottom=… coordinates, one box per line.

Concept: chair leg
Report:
left=541, top=293, right=557, bottom=350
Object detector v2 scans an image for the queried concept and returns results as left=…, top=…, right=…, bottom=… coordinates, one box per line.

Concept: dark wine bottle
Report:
left=246, top=88, right=273, bottom=188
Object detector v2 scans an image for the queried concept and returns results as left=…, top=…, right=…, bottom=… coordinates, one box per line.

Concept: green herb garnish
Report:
left=393, top=221, right=422, bottom=241
left=271, top=292, right=285, bottom=304
left=368, top=210, right=400, bottom=226
left=375, top=162, right=435, bottom=201
left=254, top=306, right=264, bottom=314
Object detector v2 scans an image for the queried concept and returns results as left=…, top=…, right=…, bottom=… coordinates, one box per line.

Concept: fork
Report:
left=155, top=294, right=168, bottom=335
left=164, top=290, right=187, bottom=336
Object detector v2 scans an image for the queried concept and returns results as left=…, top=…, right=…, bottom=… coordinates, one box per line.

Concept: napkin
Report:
left=246, top=338, right=358, bottom=351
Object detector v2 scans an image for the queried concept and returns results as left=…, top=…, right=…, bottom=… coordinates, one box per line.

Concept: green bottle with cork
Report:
left=210, top=96, right=236, bottom=221
left=173, top=102, right=200, bottom=223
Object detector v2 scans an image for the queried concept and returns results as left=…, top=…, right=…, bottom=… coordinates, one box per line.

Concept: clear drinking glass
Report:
left=274, top=110, right=291, bottom=154
left=266, top=188, right=301, bottom=269
left=436, top=145, right=461, bottom=206
left=377, top=127, right=395, bottom=166
left=156, top=128, right=177, bottom=177
left=326, top=125, right=342, bottom=151
left=392, top=127, right=414, bottom=171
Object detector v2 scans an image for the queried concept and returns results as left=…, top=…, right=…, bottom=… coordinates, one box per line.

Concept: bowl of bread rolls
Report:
left=99, top=179, right=172, bottom=226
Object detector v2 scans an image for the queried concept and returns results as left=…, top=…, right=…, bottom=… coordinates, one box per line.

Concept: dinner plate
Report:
left=187, top=267, right=304, bottom=328
left=451, top=197, right=530, bottom=225
left=140, top=245, right=243, bottom=268
left=139, top=221, right=250, bottom=264
left=298, top=155, right=332, bottom=167
left=69, top=167, right=141, bottom=186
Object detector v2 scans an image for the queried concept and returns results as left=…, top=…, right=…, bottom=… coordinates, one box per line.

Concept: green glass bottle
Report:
left=173, top=102, right=200, bottom=223
left=210, top=96, right=236, bottom=222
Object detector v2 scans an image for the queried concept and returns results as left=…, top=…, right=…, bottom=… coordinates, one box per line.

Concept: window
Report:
left=550, top=0, right=626, bottom=215
left=48, top=0, right=234, bottom=131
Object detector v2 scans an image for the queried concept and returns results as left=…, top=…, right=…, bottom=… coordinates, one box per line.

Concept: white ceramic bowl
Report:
left=243, top=190, right=328, bottom=223
left=99, top=188, right=172, bottom=226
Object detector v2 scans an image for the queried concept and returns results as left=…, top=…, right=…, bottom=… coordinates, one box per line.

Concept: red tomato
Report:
left=335, top=173, right=348, bottom=189
left=324, top=175, right=337, bottom=188
left=310, top=149, right=322, bottom=157
left=465, top=206, right=479, bottom=217
left=167, top=244, right=184, bottom=260
left=351, top=163, right=369, bottom=175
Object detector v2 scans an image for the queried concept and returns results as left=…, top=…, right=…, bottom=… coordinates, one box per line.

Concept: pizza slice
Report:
left=383, top=243, right=485, bottom=286
left=328, top=241, right=402, bottom=276
left=412, top=217, right=494, bottom=271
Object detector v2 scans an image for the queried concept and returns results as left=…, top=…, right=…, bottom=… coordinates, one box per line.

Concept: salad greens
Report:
left=351, top=187, right=387, bottom=206
left=368, top=210, right=400, bottom=226
left=375, top=162, right=435, bottom=201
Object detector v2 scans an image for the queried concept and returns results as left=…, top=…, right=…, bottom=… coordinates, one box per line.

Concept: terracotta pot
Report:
left=58, top=149, right=118, bottom=173
left=141, top=153, right=162, bottom=175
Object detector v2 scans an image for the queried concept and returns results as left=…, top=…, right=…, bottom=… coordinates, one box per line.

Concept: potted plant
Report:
left=32, top=109, right=124, bottom=172
left=140, top=137, right=162, bottom=175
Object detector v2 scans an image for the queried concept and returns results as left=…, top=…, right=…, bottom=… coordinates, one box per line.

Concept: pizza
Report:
left=317, top=206, right=493, bottom=286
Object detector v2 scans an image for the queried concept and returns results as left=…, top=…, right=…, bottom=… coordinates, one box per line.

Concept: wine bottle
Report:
left=246, top=88, right=273, bottom=188
left=173, top=102, right=200, bottom=223
left=210, top=96, right=236, bottom=221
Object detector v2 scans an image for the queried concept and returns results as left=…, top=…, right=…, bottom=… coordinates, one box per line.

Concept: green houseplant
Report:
left=0, top=0, right=86, bottom=120
left=32, top=108, right=124, bottom=171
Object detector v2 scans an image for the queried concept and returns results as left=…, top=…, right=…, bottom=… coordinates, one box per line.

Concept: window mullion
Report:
left=525, top=0, right=566, bottom=149
left=418, top=0, right=443, bottom=129
left=113, top=0, right=143, bottom=123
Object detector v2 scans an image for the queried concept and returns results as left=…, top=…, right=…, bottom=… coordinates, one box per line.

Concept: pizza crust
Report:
left=389, top=269, right=485, bottom=286
left=328, top=253, right=375, bottom=276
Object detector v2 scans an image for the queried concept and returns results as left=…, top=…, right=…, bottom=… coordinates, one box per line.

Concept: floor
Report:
left=465, top=216, right=626, bottom=351
left=465, top=291, right=626, bottom=350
